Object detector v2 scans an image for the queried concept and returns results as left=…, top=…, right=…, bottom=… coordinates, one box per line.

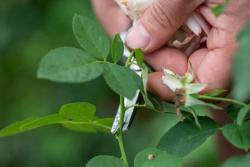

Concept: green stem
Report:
left=115, top=50, right=140, bottom=165
left=126, top=104, right=176, bottom=114
left=116, top=96, right=128, bottom=165
left=196, top=95, right=247, bottom=107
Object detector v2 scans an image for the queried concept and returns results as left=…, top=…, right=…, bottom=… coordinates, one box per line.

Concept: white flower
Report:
left=162, top=69, right=207, bottom=107
left=115, top=0, right=153, bottom=20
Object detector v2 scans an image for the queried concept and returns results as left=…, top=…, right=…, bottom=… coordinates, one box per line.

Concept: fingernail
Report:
left=126, top=22, right=150, bottom=49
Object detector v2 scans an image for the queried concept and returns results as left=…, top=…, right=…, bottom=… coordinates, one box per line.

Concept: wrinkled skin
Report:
left=92, top=0, right=250, bottom=102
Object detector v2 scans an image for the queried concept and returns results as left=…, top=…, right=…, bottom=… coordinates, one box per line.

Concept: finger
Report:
left=199, top=6, right=218, bottom=26
left=148, top=71, right=175, bottom=101
left=126, top=0, right=205, bottom=52
left=188, top=48, right=208, bottom=73
left=92, top=0, right=131, bottom=36
left=191, top=47, right=236, bottom=92
left=144, top=48, right=188, bottom=75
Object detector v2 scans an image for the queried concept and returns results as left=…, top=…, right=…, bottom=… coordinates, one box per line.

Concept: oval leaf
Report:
left=38, top=47, right=103, bottom=83
left=134, top=49, right=144, bottom=67
left=103, top=63, right=141, bottom=99
left=73, top=15, right=110, bottom=60
left=111, top=34, right=124, bottom=63
left=237, top=104, right=250, bottom=126
left=59, top=102, right=96, bottom=121
left=0, top=102, right=113, bottom=137
left=86, top=155, right=127, bottom=167
left=222, top=122, right=250, bottom=150
left=0, top=115, right=66, bottom=137
left=158, top=117, right=218, bottom=156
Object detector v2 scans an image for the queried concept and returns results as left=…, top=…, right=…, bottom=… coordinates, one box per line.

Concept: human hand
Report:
left=92, top=0, right=205, bottom=50
left=92, top=0, right=250, bottom=102
left=146, top=0, right=250, bottom=101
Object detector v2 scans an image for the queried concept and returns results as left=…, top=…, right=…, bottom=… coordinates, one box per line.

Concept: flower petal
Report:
left=185, top=14, right=202, bottom=36
left=185, top=96, right=207, bottom=107
left=186, top=83, right=206, bottom=95
left=162, top=69, right=183, bottom=92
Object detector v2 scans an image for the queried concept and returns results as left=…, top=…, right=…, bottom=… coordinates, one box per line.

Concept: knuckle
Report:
left=149, top=0, right=177, bottom=30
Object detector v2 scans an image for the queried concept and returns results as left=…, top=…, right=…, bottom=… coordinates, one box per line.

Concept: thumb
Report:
left=126, top=0, right=205, bottom=52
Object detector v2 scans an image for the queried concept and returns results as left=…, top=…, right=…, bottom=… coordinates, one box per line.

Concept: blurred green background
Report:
left=0, top=0, right=220, bottom=166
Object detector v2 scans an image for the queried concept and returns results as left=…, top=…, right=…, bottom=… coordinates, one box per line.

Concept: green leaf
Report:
left=204, top=89, right=226, bottom=97
left=134, top=148, right=182, bottom=167
left=158, top=117, right=218, bottom=156
left=142, top=65, right=148, bottom=96
left=134, top=49, right=144, bottom=67
left=59, top=102, right=112, bottom=133
left=134, top=148, right=164, bottom=167
left=212, top=0, right=229, bottom=17
left=63, top=118, right=114, bottom=133
left=59, top=102, right=96, bottom=121
left=0, top=103, right=113, bottom=137
left=0, top=115, right=66, bottom=137
left=212, top=4, right=226, bottom=17
left=93, top=118, right=114, bottom=132
left=37, top=47, right=103, bottom=83
left=227, top=104, right=242, bottom=120
left=222, top=122, right=250, bottom=150
left=237, top=104, right=250, bottom=126
left=86, top=155, right=127, bottom=167
left=103, top=62, right=141, bottom=99
left=111, top=34, right=124, bottom=63
left=147, top=94, right=176, bottom=113
left=141, top=66, right=154, bottom=108
left=222, top=153, right=250, bottom=167
left=234, top=23, right=250, bottom=100
left=73, top=15, right=110, bottom=60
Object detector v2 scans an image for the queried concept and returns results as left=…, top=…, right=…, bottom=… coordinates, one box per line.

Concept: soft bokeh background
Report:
left=0, top=0, right=220, bottom=166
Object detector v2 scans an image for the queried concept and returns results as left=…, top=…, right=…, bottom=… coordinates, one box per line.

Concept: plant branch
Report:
left=115, top=93, right=129, bottom=165
left=126, top=104, right=176, bottom=114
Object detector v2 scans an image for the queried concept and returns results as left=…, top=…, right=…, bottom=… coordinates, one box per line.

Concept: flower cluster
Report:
left=162, top=69, right=207, bottom=107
